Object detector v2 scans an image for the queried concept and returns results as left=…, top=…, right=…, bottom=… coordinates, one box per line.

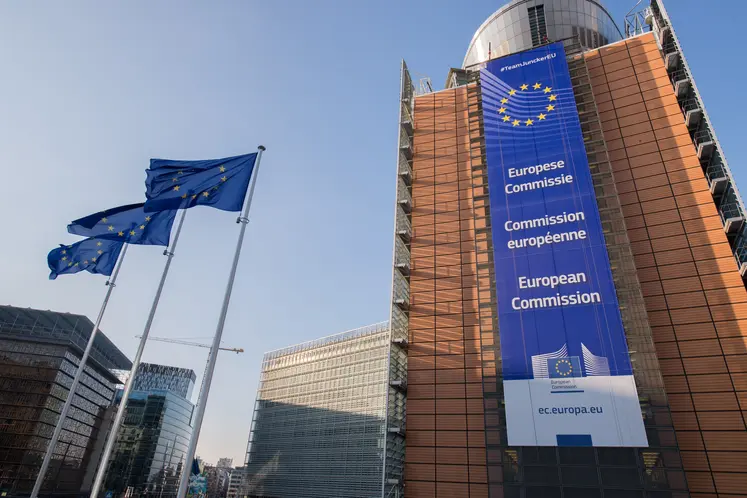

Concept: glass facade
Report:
left=463, top=0, right=623, bottom=68
left=102, top=390, right=194, bottom=498
left=0, top=305, right=131, bottom=497
left=244, top=323, right=390, bottom=498
left=130, top=363, right=196, bottom=401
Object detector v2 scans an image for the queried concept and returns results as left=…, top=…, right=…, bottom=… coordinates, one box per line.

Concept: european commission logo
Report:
left=547, top=357, right=582, bottom=379
left=531, top=343, right=611, bottom=379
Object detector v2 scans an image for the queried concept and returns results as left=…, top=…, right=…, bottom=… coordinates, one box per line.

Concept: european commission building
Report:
left=246, top=1, right=747, bottom=497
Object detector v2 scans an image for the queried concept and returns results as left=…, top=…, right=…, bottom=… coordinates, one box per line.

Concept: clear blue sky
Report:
left=0, top=0, right=744, bottom=465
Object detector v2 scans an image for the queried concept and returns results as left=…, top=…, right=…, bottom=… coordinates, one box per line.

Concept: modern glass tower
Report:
left=392, top=0, right=747, bottom=497
left=0, top=305, right=131, bottom=497
left=244, top=323, right=391, bottom=498
left=100, top=365, right=196, bottom=498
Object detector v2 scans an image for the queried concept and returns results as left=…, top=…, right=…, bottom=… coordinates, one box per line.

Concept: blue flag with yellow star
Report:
left=67, top=203, right=177, bottom=247
left=143, top=153, right=258, bottom=213
left=47, top=237, right=124, bottom=280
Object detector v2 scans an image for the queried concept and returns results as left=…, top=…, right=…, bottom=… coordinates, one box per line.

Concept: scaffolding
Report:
left=380, top=60, right=414, bottom=498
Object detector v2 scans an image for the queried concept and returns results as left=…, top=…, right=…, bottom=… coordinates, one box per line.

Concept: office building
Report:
left=226, top=467, right=245, bottom=498
left=205, top=464, right=230, bottom=498
left=100, top=364, right=196, bottom=498
left=244, top=322, right=392, bottom=498
left=130, top=362, right=196, bottom=400
left=390, top=0, right=747, bottom=497
left=0, top=305, right=131, bottom=497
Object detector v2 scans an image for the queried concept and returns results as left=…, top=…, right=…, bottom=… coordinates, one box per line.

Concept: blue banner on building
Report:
left=480, top=42, right=647, bottom=447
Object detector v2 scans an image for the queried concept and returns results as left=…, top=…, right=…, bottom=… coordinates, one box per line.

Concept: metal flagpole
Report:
left=176, top=145, right=265, bottom=498
left=30, top=242, right=131, bottom=498
left=89, top=208, right=189, bottom=498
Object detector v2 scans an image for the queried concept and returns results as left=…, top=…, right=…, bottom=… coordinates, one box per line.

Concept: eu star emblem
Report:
left=68, top=203, right=177, bottom=247
left=144, top=153, right=258, bottom=213
left=47, top=238, right=124, bottom=280
left=548, top=357, right=582, bottom=379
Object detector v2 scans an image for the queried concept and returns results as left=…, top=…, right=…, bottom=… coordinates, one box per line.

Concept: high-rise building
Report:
left=389, top=0, right=747, bottom=497
left=226, top=467, right=245, bottom=498
left=205, top=464, right=231, bottom=498
left=0, top=305, right=131, bottom=497
left=100, top=364, right=196, bottom=498
left=244, top=323, right=392, bottom=498
left=130, top=362, right=196, bottom=400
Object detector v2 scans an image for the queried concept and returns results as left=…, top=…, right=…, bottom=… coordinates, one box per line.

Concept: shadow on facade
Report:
left=244, top=401, right=385, bottom=498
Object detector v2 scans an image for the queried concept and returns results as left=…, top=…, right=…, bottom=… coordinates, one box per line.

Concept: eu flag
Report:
left=48, top=238, right=124, bottom=280
left=143, top=153, right=258, bottom=213
left=67, top=203, right=177, bottom=247
left=548, top=357, right=583, bottom=379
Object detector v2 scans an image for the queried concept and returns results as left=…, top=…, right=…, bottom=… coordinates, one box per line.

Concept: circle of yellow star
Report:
left=83, top=260, right=88, bottom=265
left=548, top=94, right=557, bottom=101
left=97, top=241, right=102, bottom=246
left=145, top=216, right=151, bottom=222
left=172, top=177, right=178, bottom=182
left=509, top=89, right=517, bottom=96
left=546, top=104, right=555, bottom=111
left=107, top=225, right=114, bottom=231
left=173, top=185, right=180, bottom=191
left=178, top=170, right=183, bottom=175
left=97, top=250, right=103, bottom=255
left=140, top=225, right=145, bottom=230
left=61, top=250, right=66, bottom=255
left=500, top=97, right=508, bottom=104
left=61, top=256, right=67, bottom=261
left=118, top=231, right=124, bottom=236
left=221, top=176, right=228, bottom=182
left=68, top=262, right=73, bottom=267
left=555, top=359, right=573, bottom=377
left=181, top=194, right=188, bottom=199
left=538, top=113, right=546, bottom=120
left=92, top=257, right=97, bottom=263
left=544, top=86, right=552, bottom=93
left=498, top=107, right=506, bottom=114
left=101, top=217, right=108, bottom=223
left=502, top=115, right=511, bottom=122
left=525, top=118, right=534, bottom=126
left=533, top=82, right=542, bottom=90
left=520, top=83, right=528, bottom=91
left=512, top=119, right=520, bottom=127
left=129, top=230, right=136, bottom=236
left=192, top=195, right=197, bottom=200
left=202, top=191, right=209, bottom=197
left=219, top=166, right=226, bottom=173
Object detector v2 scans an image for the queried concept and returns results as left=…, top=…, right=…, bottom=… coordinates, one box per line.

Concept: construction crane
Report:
left=134, top=335, right=244, bottom=354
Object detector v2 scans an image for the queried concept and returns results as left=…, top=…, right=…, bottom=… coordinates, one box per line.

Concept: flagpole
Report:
left=90, top=208, right=189, bottom=498
left=176, top=145, right=265, bottom=498
left=30, top=242, right=130, bottom=498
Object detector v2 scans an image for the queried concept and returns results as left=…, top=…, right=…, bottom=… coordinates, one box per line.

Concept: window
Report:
left=528, top=5, right=548, bottom=47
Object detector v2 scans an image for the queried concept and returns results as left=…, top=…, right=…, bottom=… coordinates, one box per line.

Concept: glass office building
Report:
left=244, top=322, right=391, bottom=498
left=0, top=305, right=131, bottom=497
left=98, top=364, right=195, bottom=498
left=101, top=389, right=194, bottom=498
left=392, top=0, right=747, bottom=497
left=130, top=363, right=196, bottom=401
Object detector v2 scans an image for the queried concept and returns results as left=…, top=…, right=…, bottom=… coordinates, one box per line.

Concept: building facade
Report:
left=101, top=365, right=196, bottom=498
left=244, top=323, right=391, bottom=498
left=130, top=363, right=196, bottom=401
left=226, top=467, right=245, bottom=498
left=392, top=0, right=747, bottom=497
left=0, top=305, right=131, bottom=497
